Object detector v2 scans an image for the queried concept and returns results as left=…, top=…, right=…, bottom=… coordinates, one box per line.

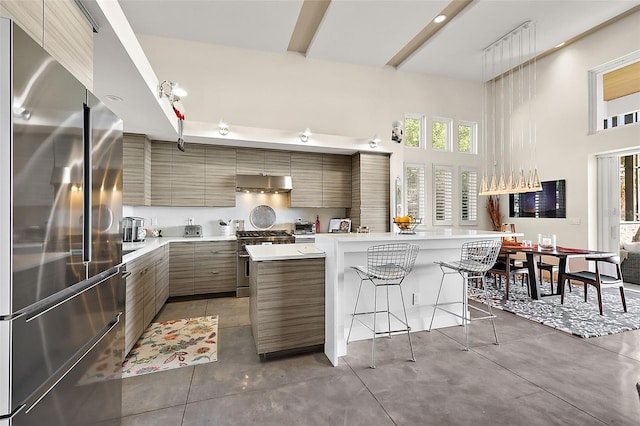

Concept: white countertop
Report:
left=246, top=243, right=325, bottom=261
left=123, top=236, right=236, bottom=263
left=315, top=228, right=520, bottom=242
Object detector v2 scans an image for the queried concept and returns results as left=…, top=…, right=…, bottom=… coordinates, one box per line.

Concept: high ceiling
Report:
left=82, top=0, right=640, bottom=141
left=118, top=0, right=640, bottom=81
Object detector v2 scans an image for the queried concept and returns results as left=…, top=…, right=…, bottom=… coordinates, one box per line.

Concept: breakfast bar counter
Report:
left=315, top=228, right=518, bottom=366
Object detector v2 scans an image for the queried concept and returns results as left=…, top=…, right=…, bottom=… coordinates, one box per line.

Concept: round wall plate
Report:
left=249, top=205, right=276, bottom=230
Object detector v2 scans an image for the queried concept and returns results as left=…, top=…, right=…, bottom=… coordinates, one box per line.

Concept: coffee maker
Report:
left=122, top=216, right=146, bottom=242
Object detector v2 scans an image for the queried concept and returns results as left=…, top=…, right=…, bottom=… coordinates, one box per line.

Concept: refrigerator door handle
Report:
left=23, top=313, right=122, bottom=415
left=25, top=268, right=120, bottom=323
left=82, top=100, right=92, bottom=264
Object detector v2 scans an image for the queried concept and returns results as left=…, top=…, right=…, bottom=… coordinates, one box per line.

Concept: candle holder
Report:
left=538, top=233, right=556, bottom=250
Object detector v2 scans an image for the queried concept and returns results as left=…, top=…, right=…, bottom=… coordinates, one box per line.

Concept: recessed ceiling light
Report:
left=105, top=94, right=123, bottom=102
left=434, top=15, right=447, bottom=24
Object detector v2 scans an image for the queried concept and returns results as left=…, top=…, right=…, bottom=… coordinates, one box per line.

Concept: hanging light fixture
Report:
left=479, top=21, right=542, bottom=196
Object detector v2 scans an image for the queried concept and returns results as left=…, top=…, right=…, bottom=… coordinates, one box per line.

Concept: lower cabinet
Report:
left=170, top=241, right=237, bottom=297
left=155, top=244, right=170, bottom=308
left=249, top=258, right=325, bottom=355
left=124, top=253, right=155, bottom=356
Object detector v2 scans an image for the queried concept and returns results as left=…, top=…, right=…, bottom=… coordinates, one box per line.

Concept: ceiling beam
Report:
left=287, top=0, right=331, bottom=55
left=387, top=0, right=474, bottom=68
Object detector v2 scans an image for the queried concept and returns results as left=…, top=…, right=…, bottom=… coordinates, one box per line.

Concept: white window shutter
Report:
left=433, top=165, right=453, bottom=225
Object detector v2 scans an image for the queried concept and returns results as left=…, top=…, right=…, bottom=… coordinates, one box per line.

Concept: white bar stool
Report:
left=347, top=243, right=419, bottom=368
left=429, top=239, right=502, bottom=350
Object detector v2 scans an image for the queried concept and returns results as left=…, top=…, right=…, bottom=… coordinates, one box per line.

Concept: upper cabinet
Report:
left=0, top=0, right=43, bottom=44
left=1, top=0, right=93, bottom=89
left=236, top=148, right=290, bottom=176
left=123, top=133, right=151, bottom=206
left=290, top=152, right=323, bottom=207
left=348, top=152, right=390, bottom=232
left=290, top=152, right=352, bottom=208
left=43, top=0, right=93, bottom=90
left=205, top=145, right=236, bottom=207
left=150, top=142, right=237, bottom=207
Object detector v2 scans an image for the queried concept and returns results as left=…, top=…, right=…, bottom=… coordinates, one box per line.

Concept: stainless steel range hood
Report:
left=236, top=174, right=293, bottom=193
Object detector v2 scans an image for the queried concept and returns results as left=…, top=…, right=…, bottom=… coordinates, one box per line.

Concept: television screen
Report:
left=509, top=180, right=566, bottom=218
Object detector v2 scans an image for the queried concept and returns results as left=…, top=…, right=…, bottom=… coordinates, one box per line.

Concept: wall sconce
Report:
left=369, top=135, right=380, bottom=148
left=218, top=120, right=229, bottom=136
left=299, top=128, right=312, bottom=142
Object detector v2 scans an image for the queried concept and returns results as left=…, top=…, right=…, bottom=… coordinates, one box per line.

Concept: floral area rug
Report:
left=122, top=315, right=218, bottom=378
left=469, top=279, right=640, bottom=338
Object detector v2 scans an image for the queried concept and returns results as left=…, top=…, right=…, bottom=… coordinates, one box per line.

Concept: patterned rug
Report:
left=122, top=315, right=218, bottom=378
left=469, top=279, right=640, bottom=338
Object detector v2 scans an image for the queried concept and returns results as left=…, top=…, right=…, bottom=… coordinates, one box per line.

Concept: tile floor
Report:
left=121, top=292, right=640, bottom=426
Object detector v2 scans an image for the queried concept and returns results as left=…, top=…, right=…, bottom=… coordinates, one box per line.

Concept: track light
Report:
left=300, top=128, right=312, bottom=142
left=369, top=135, right=380, bottom=148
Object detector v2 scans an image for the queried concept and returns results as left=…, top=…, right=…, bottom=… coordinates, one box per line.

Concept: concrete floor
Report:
left=121, top=294, right=640, bottom=426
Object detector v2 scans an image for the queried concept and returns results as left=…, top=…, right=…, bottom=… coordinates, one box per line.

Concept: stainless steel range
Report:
left=236, top=230, right=295, bottom=297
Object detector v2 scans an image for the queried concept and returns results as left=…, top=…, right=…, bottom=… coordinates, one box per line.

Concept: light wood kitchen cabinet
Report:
left=169, top=242, right=195, bottom=297
left=0, top=0, right=43, bottom=44
left=348, top=152, right=390, bottom=232
left=250, top=258, right=325, bottom=355
left=290, top=152, right=352, bottom=208
left=155, top=245, right=170, bottom=309
left=151, top=141, right=173, bottom=206
left=171, top=144, right=205, bottom=206
left=194, top=241, right=237, bottom=294
left=170, top=241, right=237, bottom=296
left=290, top=152, right=323, bottom=207
left=43, top=0, right=93, bottom=90
left=205, top=145, right=236, bottom=206
left=322, top=154, right=351, bottom=208
left=123, top=133, right=151, bottom=206
left=236, top=148, right=291, bottom=176
left=1, top=0, right=93, bottom=89
left=124, top=253, right=155, bottom=355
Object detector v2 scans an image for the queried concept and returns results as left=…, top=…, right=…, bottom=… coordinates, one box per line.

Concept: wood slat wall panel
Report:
left=290, top=152, right=323, bottom=207
left=169, top=243, right=194, bottom=296
left=604, top=61, right=640, bottom=101
left=236, top=148, right=265, bottom=174
left=251, top=258, right=325, bottom=354
left=43, top=0, right=93, bottom=89
left=205, top=146, right=236, bottom=206
left=0, top=0, right=43, bottom=44
left=151, top=142, right=173, bottom=206
left=171, top=144, right=205, bottom=206
left=322, top=154, right=351, bottom=208
left=264, top=150, right=291, bottom=175
left=123, top=133, right=151, bottom=205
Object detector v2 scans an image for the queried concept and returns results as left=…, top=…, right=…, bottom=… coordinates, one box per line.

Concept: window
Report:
left=405, top=163, right=425, bottom=219
left=432, top=117, right=452, bottom=151
left=433, top=165, right=453, bottom=225
left=404, top=115, right=424, bottom=148
left=460, top=167, right=478, bottom=225
left=457, top=121, right=477, bottom=154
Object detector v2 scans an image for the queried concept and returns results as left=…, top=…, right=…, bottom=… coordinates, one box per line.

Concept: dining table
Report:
left=499, top=243, right=617, bottom=300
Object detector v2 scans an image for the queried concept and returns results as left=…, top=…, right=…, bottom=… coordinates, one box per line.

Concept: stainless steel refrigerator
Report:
left=0, top=18, right=124, bottom=426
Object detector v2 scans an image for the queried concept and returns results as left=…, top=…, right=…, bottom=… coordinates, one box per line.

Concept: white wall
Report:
left=504, top=10, right=640, bottom=248
left=137, top=35, right=488, bottom=230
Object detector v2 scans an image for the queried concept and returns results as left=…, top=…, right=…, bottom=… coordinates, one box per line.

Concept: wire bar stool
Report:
left=347, top=243, right=420, bottom=368
left=429, top=240, right=502, bottom=351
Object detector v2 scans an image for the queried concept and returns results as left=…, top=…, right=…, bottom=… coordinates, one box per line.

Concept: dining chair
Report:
left=561, top=255, right=627, bottom=315
left=347, top=243, right=420, bottom=368
left=488, top=253, right=529, bottom=299
left=429, top=239, right=502, bottom=350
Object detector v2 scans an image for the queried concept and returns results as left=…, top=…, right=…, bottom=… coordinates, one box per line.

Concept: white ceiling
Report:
left=82, top=0, right=640, bottom=141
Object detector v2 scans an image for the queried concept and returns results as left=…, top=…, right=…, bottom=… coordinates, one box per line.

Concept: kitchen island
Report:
left=315, top=228, right=519, bottom=366
left=246, top=243, right=326, bottom=356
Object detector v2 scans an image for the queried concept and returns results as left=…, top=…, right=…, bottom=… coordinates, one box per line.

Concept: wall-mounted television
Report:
left=509, top=180, right=566, bottom=218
